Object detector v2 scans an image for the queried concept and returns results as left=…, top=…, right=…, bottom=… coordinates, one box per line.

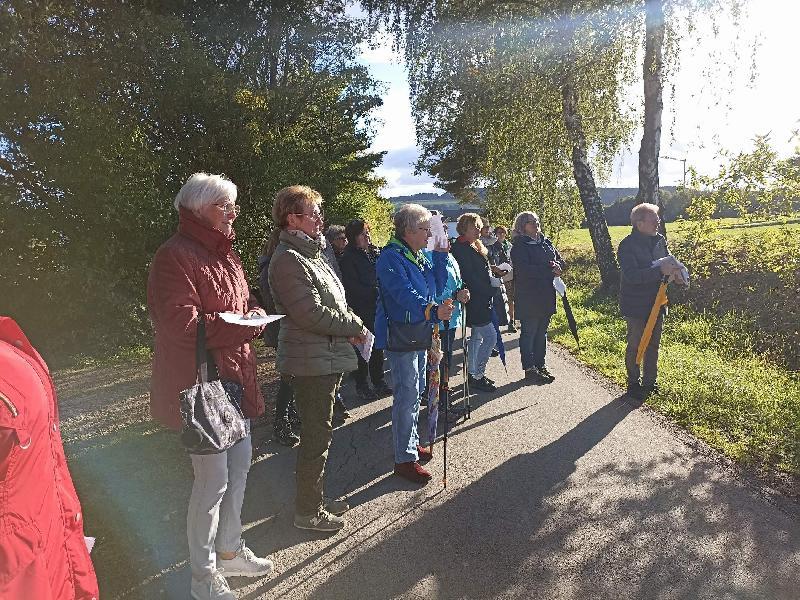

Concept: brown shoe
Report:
left=394, top=461, right=432, bottom=484
left=417, top=445, right=433, bottom=462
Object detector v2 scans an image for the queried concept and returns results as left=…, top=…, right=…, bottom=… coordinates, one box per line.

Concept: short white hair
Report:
left=174, top=173, right=237, bottom=212
left=630, top=202, right=659, bottom=225
left=394, top=203, right=432, bottom=238
left=512, top=211, right=540, bottom=238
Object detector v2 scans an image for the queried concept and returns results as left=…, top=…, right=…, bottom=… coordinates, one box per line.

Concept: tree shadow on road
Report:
left=301, top=396, right=800, bottom=600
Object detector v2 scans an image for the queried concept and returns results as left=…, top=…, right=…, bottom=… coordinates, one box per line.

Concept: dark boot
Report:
left=355, top=382, right=378, bottom=401
left=273, top=415, right=300, bottom=447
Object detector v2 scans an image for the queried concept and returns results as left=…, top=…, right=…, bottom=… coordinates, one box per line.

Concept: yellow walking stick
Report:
left=636, top=278, right=669, bottom=366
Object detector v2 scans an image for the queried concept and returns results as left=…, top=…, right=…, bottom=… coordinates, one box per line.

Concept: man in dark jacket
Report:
left=339, top=219, right=392, bottom=400
left=617, top=203, right=681, bottom=401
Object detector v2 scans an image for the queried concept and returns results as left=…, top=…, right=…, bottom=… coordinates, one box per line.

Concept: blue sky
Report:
left=356, top=0, right=800, bottom=198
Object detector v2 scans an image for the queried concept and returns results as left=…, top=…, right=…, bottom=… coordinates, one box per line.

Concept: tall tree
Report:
left=0, top=0, right=389, bottom=357
left=365, top=0, right=636, bottom=285
left=636, top=0, right=666, bottom=232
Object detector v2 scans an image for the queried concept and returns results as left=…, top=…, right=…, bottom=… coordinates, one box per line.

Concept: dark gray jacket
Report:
left=617, top=229, right=669, bottom=319
left=510, top=235, right=564, bottom=320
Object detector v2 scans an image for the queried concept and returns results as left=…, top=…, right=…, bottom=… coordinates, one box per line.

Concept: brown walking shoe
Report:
left=394, top=461, right=432, bottom=484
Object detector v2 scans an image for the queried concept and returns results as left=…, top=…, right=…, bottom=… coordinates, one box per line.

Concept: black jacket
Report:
left=451, top=239, right=494, bottom=326
left=339, top=244, right=379, bottom=329
left=617, top=229, right=669, bottom=319
left=258, top=254, right=280, bottom=347
left=510, top=235, right=564, bottom=320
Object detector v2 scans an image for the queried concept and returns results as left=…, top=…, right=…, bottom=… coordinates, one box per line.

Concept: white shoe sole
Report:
left=218, top=564, right=273, bottom=578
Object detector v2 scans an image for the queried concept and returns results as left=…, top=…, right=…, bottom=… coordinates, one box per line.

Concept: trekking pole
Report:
left=442, top=314, right=451, bottom=488
left=461, top=303, right=471, bottom=420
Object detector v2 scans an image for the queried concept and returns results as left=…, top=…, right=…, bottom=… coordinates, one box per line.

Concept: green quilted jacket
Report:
left=268, top=230, right=363, bottom=376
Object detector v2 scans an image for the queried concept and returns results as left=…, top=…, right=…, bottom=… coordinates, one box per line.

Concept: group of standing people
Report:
left=141, top=172, right=680, bottom=600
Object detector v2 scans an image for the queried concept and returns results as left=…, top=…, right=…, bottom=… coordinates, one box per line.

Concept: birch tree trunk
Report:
left=561, top=73, right=620, bottom=288
left=636, top=0, right=667, bottom=236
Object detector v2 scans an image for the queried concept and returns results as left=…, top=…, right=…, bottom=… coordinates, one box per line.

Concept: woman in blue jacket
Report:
left=375, top=204, right=451, bottom=484
left=510, top=211, right=565, bottom=384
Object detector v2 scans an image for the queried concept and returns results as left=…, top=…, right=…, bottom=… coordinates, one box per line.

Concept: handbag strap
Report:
left=376, top=278, right=393, bottom=330
left=196, top=314, right=210, bottom=383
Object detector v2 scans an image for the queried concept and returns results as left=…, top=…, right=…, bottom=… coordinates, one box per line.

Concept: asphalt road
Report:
left=230, top=337, right=800, bottom=600
left=117, top=335, right=800, bottom=599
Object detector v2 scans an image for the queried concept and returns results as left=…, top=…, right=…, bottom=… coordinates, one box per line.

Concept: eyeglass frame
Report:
left=292, top=210, right=324, bottom=222
left=213, top=202, right=241, bottom=217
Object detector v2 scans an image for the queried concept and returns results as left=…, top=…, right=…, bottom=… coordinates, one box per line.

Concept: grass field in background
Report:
left=555, top=216, right=800, bottom=249
left=549, top=220, right=800, bottom=481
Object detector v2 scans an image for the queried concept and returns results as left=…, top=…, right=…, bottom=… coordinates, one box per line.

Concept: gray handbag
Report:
left=179, top=314, right=248, bottom=454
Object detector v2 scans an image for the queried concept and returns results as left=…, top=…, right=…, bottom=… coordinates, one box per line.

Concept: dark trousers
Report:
left=439, top=327, right=457, bottom=382
left=354, top=347, right=386, bottom=386
left=519, top=316, right=551, bottom=371
left=275, top=375, right=293, bottom=420
left=292, top=373, right=341, bottom=516
left=625, top=313, right=664, bottom=387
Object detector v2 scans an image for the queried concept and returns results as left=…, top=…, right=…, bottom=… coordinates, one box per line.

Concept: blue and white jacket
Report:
left=375, top=237, right=447, bottom=350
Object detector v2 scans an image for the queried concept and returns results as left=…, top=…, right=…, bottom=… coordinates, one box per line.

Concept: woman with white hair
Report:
left=510, top=211, right=565, bottom=384
left=375, top=203, right=452, bottom=484
left=148, top=173, right=273, bottom=600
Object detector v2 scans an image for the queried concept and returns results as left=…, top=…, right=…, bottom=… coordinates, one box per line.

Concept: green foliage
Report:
left=364, top=0, right=641, bottom=235
left=690, top=135, right=800, bottom=222
left=603, top=188, right=692, bottom=226
left=0, top=1, right=390, bottom=361
left=551, top=241, right=800, bottom=478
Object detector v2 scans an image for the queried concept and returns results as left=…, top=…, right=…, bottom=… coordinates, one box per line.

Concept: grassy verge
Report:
left=549, top=246, right=800, bottom=485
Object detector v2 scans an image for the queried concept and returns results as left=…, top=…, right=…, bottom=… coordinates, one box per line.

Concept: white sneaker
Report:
left=217, top=542, right=274, bottom=578
left=190, top=570, right=235, bottom=600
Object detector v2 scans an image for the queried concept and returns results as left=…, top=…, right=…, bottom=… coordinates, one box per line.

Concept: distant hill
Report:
left=388, top=187, right=677, bottom=209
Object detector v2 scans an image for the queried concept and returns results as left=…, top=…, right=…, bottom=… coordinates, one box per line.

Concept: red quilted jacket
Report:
left=0, top=317, right=99, bottom=599
left=147, top=208, right=265, bottom=430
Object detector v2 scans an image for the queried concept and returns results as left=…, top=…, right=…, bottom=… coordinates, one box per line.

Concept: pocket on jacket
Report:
left=0, top=517, right=45, bottom=588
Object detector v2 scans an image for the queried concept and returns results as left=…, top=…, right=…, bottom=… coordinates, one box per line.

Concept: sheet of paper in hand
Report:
left=218, top=312, right=285, bottom=327
left=356, top=329, right=374, bottom=362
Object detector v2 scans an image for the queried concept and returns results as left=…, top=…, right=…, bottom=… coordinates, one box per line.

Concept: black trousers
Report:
left=354, top=347, right=386, bottom=386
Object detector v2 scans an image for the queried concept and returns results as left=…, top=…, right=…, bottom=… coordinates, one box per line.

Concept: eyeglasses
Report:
left=293, top=211, right=324, bottom=222
left=214, top=203, right=241, bottom=217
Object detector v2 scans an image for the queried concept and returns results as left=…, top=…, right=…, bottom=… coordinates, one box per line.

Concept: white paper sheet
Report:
left=218, top=312, right=285, bottom=327
left=426, top=211, right=449, bottom=251
left=553, top=276, right=567, bottom=298
left=355, top=329, right=374, bottom=362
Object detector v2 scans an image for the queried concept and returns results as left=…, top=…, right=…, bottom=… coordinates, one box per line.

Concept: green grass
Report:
left=550, top=224, right=800, bottom=478
left=555, top=215, right=800, bottom=249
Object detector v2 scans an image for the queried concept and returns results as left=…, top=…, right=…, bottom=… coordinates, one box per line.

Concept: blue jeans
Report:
left=386, top=349, right=427, bottom=463
left=468, top=322, right=496, bottom=379
left=520, top=316, right=552, bottom=371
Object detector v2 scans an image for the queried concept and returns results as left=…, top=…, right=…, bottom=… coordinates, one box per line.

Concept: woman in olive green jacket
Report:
left=267, top=185, right=366, bottom=534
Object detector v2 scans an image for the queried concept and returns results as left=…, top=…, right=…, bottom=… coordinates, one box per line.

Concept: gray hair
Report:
left=394, top=203, right=432, bottom=238
left=174, top=172, right=237, bottom=213
left=325, top=224, right=346, bottom=243
left=511, top=211, right=540, bottom=238
left=630, top=202, right=659, bottom=225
